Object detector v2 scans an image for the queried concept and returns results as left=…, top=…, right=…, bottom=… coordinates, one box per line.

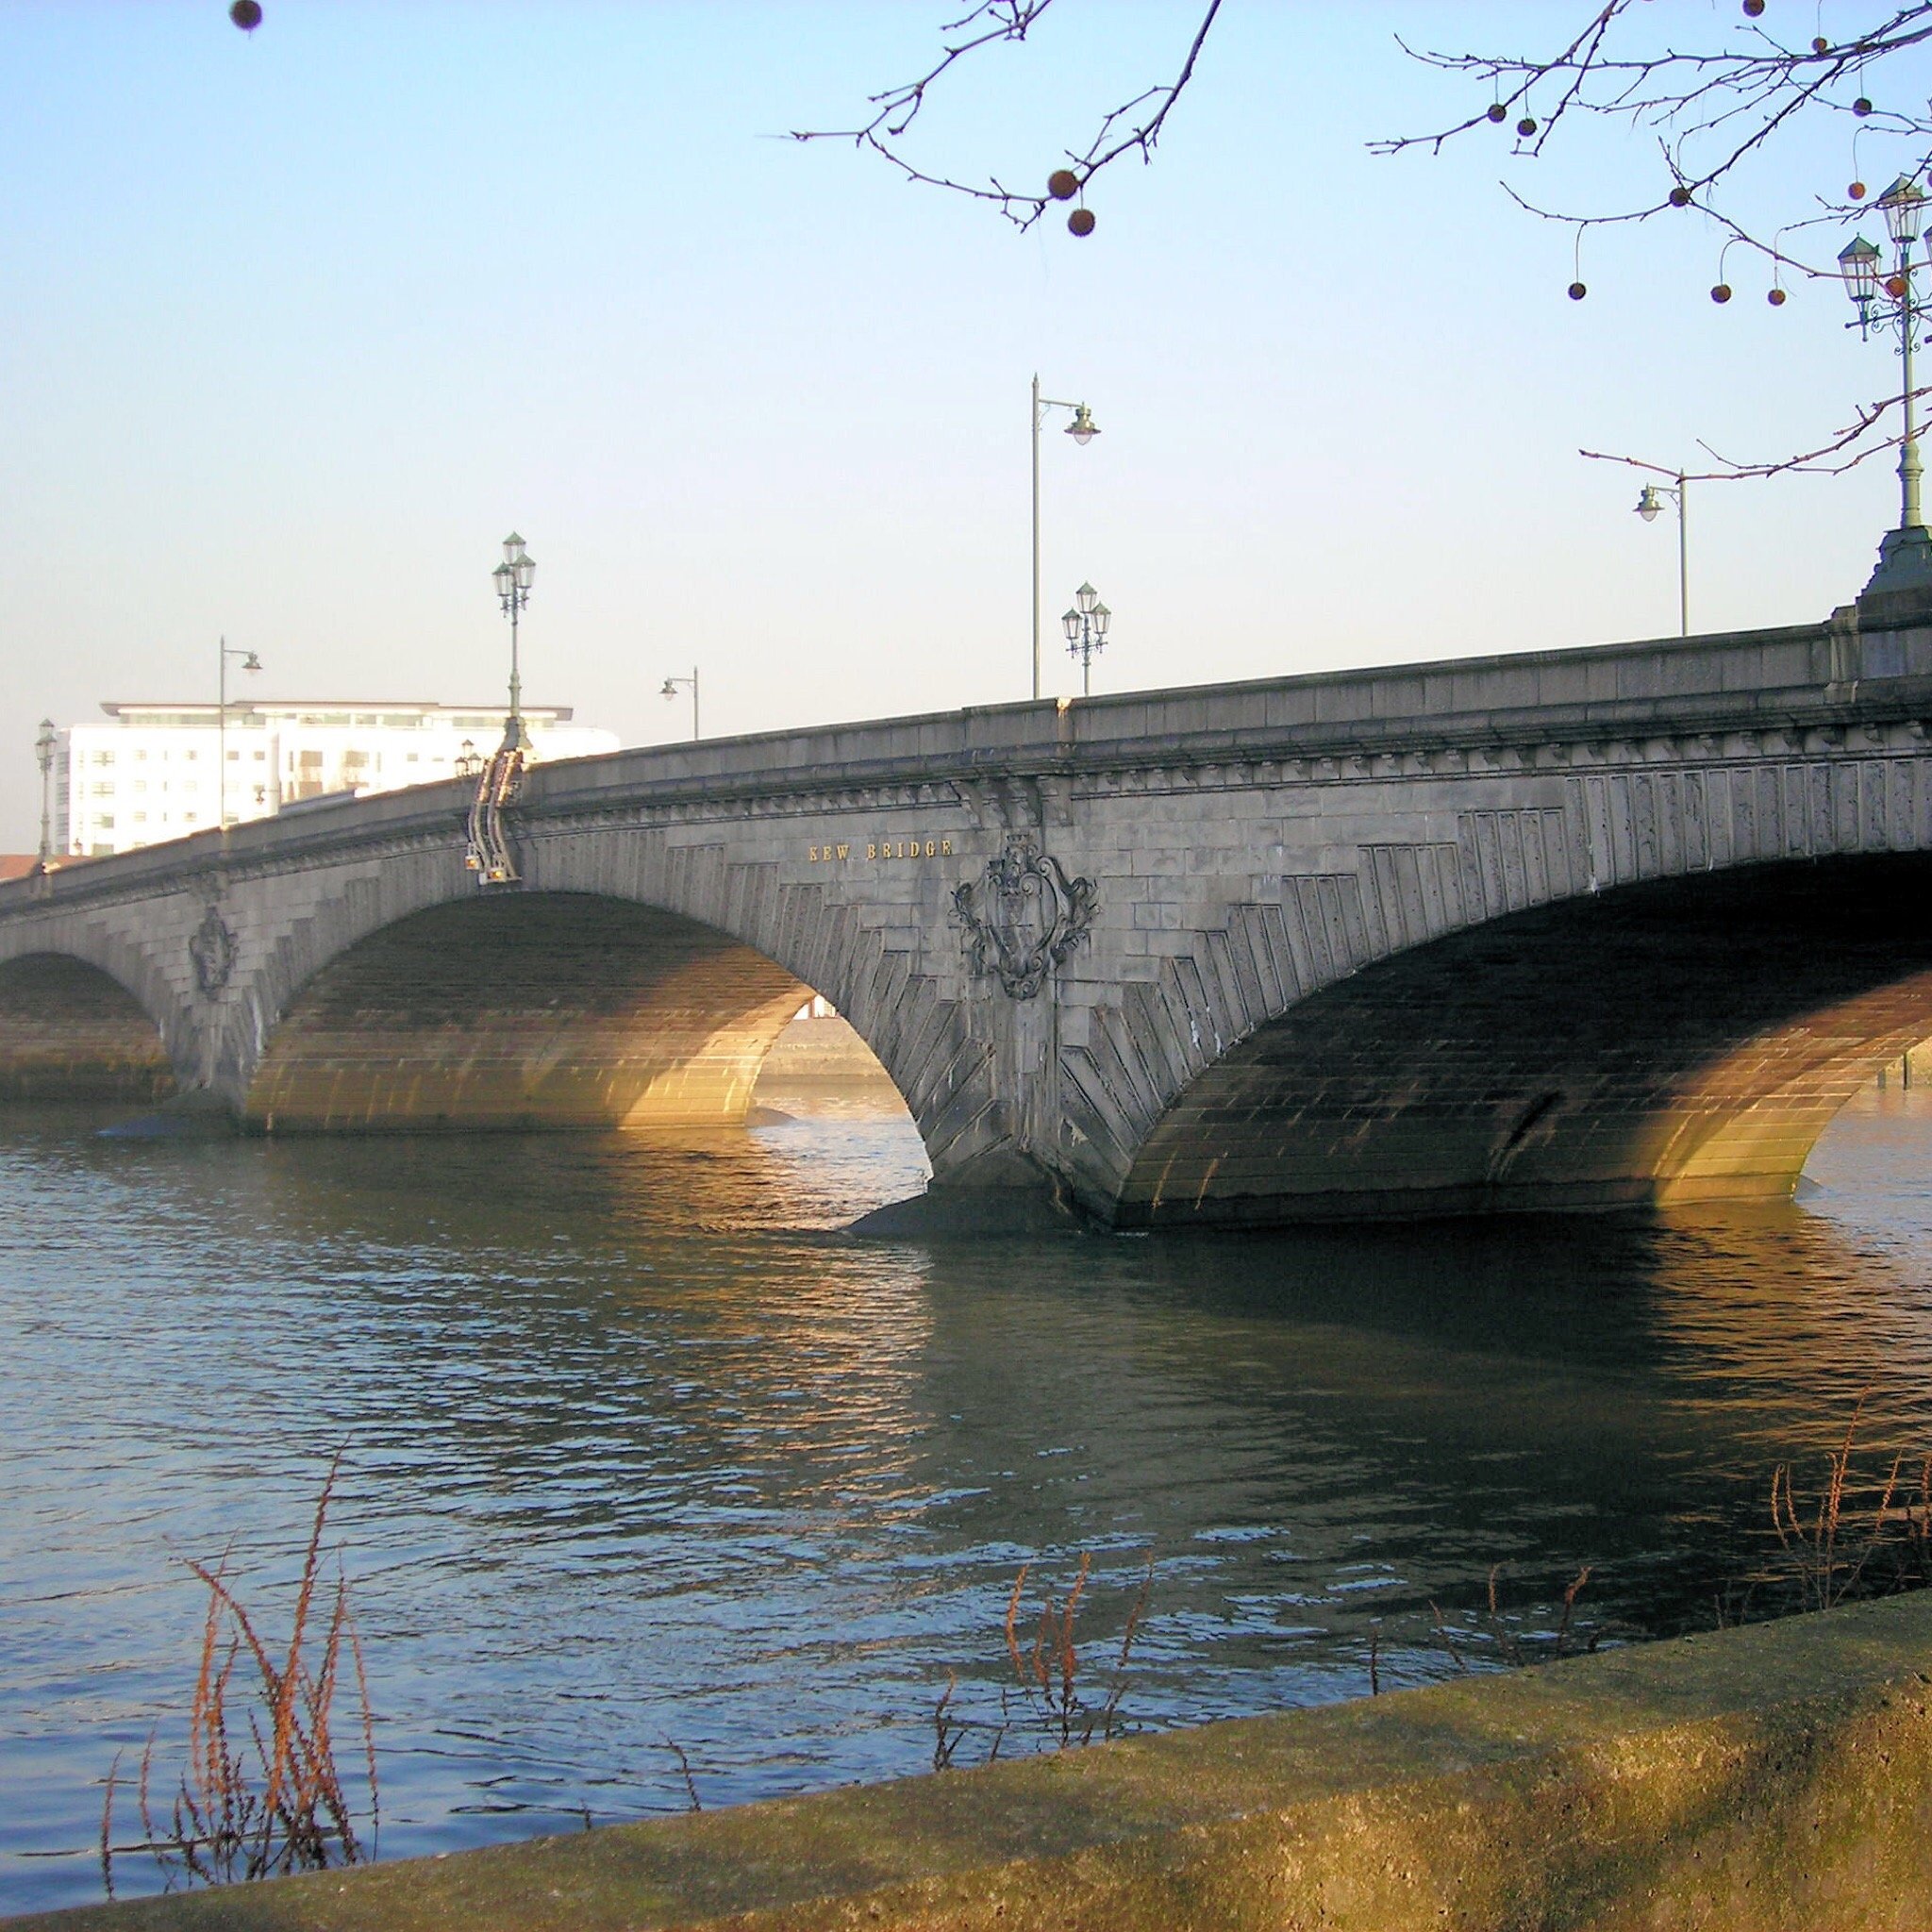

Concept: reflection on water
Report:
left=4, top=1083, right=1932, bottom=1911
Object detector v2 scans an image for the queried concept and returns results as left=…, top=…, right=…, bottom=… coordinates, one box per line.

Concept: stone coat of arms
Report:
left=189, top=903, right=238, bottom=995
left=953, top=834, right=1098, bottom=999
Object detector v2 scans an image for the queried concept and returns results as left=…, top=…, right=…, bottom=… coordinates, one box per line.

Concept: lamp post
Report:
left=1060, top=581, right=1112, bottom=696
left=454, top=738, right=480, bottom=778
left=660, top=667, right=700, bottom=741
left=1032, top=375, right=1100, bottom=702
left=217, top=639, right=262, bottom=831
left=34, top=719, right=56, bottom=868
left=1634, top=475, right=1690, bottom=637
left=491, top=532, right=537, bottom=752
left=1840, top=176, right=1932, bottom=598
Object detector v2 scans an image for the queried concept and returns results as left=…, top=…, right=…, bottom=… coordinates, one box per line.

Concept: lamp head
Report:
left=1839, top=233, right=1882, bottom=306
left=1879, top=175, right=1926, bottom=245
left=241, top=651, right=262, bottom=673
left=1635, top=486, right=1663, bottom=522
left=503, top=532, right=526, bottom=564
left=1091, top=602, right=1111, bottom=640
left=660, top=678, right=678, bottom=699
left=1065, top=403, right=1099, bottom=445
left=1062, top=608, right=1082, bottom=645
left=513, top=550, right=536, bottom=591
left=1074, top=580, right=1099, bottom=615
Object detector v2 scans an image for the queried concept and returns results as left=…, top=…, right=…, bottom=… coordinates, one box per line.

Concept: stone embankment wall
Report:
left=27, top=1591, right=1932, bottom=1932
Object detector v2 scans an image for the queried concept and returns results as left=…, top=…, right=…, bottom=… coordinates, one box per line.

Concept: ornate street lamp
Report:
left=660, top=667, right=700, bottom=741
left=1634, top=475, right=1690, bottom=637
left=1841, top=176, right=1932, bottom=598
left=454, top=738, right=480, bottom=778
left=218, top=640, right=262, bottom=831
left=491, top=531, right=537, bottom=753
left=1061, top=581, right=1112, bottom=696
left=1032, top=376, right=1101, bottom=702
left=34, top=718, right=56, bottom=869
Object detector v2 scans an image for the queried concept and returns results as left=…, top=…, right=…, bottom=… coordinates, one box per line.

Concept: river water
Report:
left=6, top=1080, right=1932, bottom=1914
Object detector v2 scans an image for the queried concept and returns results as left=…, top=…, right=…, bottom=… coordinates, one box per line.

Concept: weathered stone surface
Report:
left=12, top=610, right=1932, bottom=1220
left=23, top=1591, right=1932, bottom=1932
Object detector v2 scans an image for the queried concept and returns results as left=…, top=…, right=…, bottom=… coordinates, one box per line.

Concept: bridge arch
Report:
left=218, top=827, right=990, bottom=1171
left=0, top=950, right=175, bottom=1102
left=243, top=891, right=864, bottom=1133
left=1099, top=854, right=1932, bottom=1225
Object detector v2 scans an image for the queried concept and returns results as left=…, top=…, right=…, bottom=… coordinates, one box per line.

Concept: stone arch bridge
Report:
left=8, top=603, right=1932, bottom=1227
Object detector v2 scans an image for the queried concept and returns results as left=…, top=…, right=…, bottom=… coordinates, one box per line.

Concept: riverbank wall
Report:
left=22, top=1589, right=1932, bottom=1931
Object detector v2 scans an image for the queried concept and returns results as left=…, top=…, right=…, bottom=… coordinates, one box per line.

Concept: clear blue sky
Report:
left=1, top=2, right=1915, bottom=845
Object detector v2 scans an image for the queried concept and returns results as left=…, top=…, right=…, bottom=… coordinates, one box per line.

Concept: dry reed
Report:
left=933, top=1552, right=1153, bottom=1771
left=100, top=1453, right=377, bottom=1898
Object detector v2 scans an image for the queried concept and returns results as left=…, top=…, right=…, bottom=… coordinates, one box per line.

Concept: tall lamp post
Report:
left=491, top=532, right=537, bottom=752
left=1840, top=175, right=1932, bottom=598
left=660, top=667, right=700, bottom=741
left=1634, top=475, right=1690, bottom=637
left=35, top=719, right=56, bottom=869
left=1061, top=581, right=1112, bottom=696
left=218, top=639, right=262, bottom=830
left=1032, top=375, right=1100, bottom=701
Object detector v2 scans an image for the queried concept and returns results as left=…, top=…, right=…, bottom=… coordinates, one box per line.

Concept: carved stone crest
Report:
left=189, top=903, right=237, bottom=995
left=953, top=834, right=1098, bottom=999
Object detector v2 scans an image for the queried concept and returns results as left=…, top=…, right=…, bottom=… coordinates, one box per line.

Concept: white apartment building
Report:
left=55, top=700, right=621, bottom=858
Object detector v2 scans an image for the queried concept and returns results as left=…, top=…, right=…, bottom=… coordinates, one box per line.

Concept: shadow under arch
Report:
left=0, top=952, right=175, bottom=1102
left=1115, top=853, right=1932, bottom=1227
left=243, top=891, right=907, bottom=1134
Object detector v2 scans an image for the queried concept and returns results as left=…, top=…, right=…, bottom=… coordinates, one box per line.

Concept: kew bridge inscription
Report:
left=8, top=598, right=1932, bottom=1227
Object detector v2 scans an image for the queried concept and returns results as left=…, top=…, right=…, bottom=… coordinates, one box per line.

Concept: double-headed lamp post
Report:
left=1061, top=581, right=1112, bottom=696
left=491, top=532, right=537, bottom=752
left=35, top=719, right=56, bottom=868
left=1840, top=175, right=1932, bottom=597
left=1032, top=375, right=1100, bottom=701
left=660, top=667, right=700, bottom=741
left=1634, top=475, right=1690, bottom=637
left=218, top=639, right=262, bottom=831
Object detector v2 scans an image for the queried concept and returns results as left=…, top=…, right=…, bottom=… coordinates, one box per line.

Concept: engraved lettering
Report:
left=836, top=844, right=849, bottom=859
left=868, top=842, right=877, bottom=859
left=808, top=845, right=820, bottom=862
left=924, top=841, right=936, bottom=858
left=941, top=839, right=953, bottom=856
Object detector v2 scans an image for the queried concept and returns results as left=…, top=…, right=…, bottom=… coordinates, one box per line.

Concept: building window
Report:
left=94, top=814, right=115, bottom=830
left=91, top=751, right=115, bottom=766
left=132, top=811, right=147, bottom=824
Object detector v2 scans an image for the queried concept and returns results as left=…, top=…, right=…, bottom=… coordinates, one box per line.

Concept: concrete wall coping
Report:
left=24, top=1590, right=1932, bottom=1931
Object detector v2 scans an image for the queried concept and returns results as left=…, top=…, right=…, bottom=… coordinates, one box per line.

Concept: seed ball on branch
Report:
left=1487, top=103, right=1507, bottom=123
left=1768, top=286, right=1788, bottom=306
left=1711, top=283, right=1732, bottom=303
left=1047, top=169, right=1079, bottom=202
left=1813, top=35, right=1830, bottom=52
left=1669, top=185, right=1693, bottom=207
left=229, top=0, right=261, bottom=26
left=1568, top=281, right=1587, bottom=300
left=1517, top=115, right=1537, bottom=136
left=1855, top=96, right=1874, bottom=115
left=1068, top=207, right=1095, bottom=237
left=1887, top=273, right=1908, bottom=297
left=1851, top=180, right=1868, bottom=198
left=1742, top=0, right=1764, bottom=16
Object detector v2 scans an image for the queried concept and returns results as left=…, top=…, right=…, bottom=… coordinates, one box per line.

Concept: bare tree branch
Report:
left=790, top=0, right=1223, bottom=233
left=1581, top=385, right=1932, bottom=483
left=1372, top=4, right=1932, bottom=281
